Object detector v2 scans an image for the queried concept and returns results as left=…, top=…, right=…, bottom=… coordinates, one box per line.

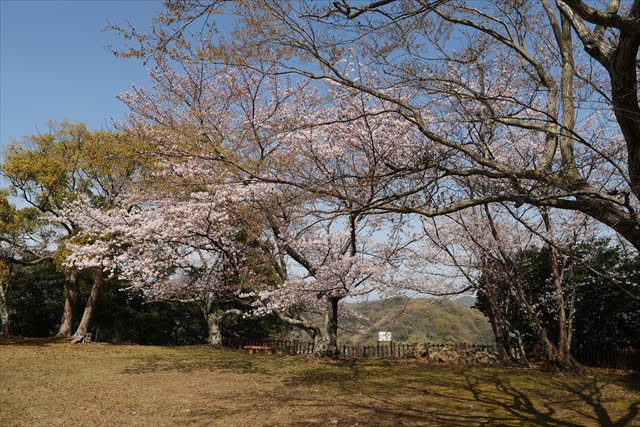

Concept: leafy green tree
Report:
left=476, top=242, right=640, bottom=355
left=0, top=192, right=52, bottom=336
left=2, top=121, right=151, bottom=338
left=7, top=262, right=65, bottom=337
left=571, top=245, right=640, bottom=350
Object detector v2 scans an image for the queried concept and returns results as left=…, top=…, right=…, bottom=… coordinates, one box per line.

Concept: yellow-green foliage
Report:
left=0, top=260, right=10, bottom=284
left=0, top=193, right=49, bottom=285
left=0, top=192, right=43, bottom=250
left=2, top=121, right=152, bottom=212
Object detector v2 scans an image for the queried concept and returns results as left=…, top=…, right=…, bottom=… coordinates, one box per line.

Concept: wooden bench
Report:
left=244, top=345, right=275, bottom=355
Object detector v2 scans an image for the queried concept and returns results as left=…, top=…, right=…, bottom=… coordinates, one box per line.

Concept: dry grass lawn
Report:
left=1, top=337, right=638, bottom=426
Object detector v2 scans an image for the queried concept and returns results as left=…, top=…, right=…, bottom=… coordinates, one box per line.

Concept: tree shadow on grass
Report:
left=550, top=376, right=639, bottom=426
left=282, top=364, right=640, bottom=426
left=457, top=374, right=584, bottom=426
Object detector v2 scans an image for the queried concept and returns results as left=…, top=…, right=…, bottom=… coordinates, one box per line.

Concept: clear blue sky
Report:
left=0, top=0, right=164, bottom=147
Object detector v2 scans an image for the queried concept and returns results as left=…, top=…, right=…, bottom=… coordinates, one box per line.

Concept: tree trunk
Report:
left=513, top=329, right=530, bottom=367
left=56, top=269, right=78, bottom=337
left=477, top=270, right=523, bottom=364
left=483, top=290, right=530, bottom=366
left=542, top=212, right=582, bottom=372
left=526, top=304, right=582, bottom=372
left=540, top=339, right=583, bottom=372
left=485, top=296, right=511, bottom=361
left=487, top=308, right=507, bottom=359
left=510, top=277, right=582, bottom=372
left=72, top=270, right=104, bottom=339
left=609, top=28, right=640, bottom=199
left=567, top=272, right=577, bottom=349
left=549, top=244, right=571, bottom=360
left=320, top=296, right=340, bottom=356
left=205, top=308, right=242, bottom=346
left=206, top=312, right=223, bottom=346
left=0, top=282, right=9, bottom=337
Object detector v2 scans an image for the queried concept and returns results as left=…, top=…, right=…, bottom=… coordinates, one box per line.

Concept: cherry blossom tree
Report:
left=251, top=201, right=405, bottom=355
left=104, top=1, right=640, bottom=367
left=406, top=202, right=612, bottom=371
left=112, top=0, right=640, bottom=252
left=61, top=169, right=276, bottom=345
left=110, top=59, right=421, bottom=355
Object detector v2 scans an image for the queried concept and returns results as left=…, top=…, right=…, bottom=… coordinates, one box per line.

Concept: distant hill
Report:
left=452, top=295, right=477, bottom=309
left=341, top=297, right=494, bottom=346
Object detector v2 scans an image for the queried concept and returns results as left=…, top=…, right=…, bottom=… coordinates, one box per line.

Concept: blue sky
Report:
left=0, top=0, right=164, bottom=147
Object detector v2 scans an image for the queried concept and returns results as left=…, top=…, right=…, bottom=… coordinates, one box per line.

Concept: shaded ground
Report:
left=1, top=337, right=638, bottom=426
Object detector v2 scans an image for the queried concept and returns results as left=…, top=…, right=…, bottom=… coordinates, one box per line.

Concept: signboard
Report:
left=377, top=331, right=392, bottom=342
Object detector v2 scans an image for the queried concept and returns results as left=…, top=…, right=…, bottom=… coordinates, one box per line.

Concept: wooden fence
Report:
left=222, top=338, right=499, bottom=358
left=223, top=338, right=639, bottom=370
left=572, top=346, right=640, bottom=371
left=341, top=342, right=502, bottom=358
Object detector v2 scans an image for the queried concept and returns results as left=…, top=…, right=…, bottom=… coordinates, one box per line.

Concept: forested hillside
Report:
left=342, top=297, right=494, bottom=346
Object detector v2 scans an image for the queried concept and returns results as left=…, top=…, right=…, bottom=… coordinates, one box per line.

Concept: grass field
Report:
left=1, top=338, right=638, bottom=426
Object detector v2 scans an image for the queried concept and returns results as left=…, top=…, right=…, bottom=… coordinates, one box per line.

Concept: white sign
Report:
left=377, top=331, right=392, bottom=342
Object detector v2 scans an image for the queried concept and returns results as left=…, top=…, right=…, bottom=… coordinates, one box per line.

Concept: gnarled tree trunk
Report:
left=57, top=269, right=78, bottom=337
left=72, top=270, right=104, bottom=339
left=205, top=308, right=242, bottom=346
left=319, top=296, right=340, bottom=356
left=206, top=312, right=223, bottom=346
